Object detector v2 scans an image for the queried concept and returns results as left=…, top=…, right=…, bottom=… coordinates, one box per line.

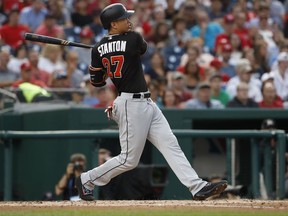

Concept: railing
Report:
left=0, top=129, right=286, bottom=201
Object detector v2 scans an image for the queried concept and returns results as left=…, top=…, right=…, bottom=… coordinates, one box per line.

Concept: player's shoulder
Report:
left=123, top=31, right=143, bottom=39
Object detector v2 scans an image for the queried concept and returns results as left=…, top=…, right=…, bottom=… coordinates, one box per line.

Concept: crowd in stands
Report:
left=1, top=0, right=288, bottom=109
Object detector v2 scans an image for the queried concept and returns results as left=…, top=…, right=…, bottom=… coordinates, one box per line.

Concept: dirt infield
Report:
left=0, top=199, right=287, bottom=210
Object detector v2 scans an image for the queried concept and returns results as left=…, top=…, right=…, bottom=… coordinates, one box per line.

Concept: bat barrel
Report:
left=24, top=33, right=93, bottom=49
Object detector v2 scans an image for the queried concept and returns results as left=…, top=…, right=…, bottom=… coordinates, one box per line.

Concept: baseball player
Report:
left=76, top=3, right=227, bottom=201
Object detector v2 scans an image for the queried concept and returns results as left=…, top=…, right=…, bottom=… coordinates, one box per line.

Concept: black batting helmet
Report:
left=100, top=3, right=134, bottom=30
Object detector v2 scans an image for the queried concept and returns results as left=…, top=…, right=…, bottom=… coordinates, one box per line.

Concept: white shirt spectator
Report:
left=226, top=76, right=263, bottom=102
left=270, top=69, right=288, bottom=101
left=269, top=52, right=288, bottom=101
left=38, top=56, right=65, bottom=74
left=7, top=57, right=29, bottom=75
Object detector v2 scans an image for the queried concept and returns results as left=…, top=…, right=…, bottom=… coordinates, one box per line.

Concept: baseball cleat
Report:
left=193, top=180, right=228, bottom=200
left=76, top=176, right=94, bottom=201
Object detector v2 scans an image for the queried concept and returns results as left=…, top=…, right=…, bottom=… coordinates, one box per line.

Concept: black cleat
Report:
left=76, top=176, right=94, bottom=201
left=193, top=180, right=228, bottom=200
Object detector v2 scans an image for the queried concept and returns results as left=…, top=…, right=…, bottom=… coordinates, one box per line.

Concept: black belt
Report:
left=119, top=92, right=151, bottom=99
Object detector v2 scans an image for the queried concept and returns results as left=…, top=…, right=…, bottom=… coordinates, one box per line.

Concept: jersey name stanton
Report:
left=97, top=40, right=127, bottom=57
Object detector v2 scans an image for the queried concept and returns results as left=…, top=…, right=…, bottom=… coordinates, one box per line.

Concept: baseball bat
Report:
left=24, top=33, right=93, bottom=49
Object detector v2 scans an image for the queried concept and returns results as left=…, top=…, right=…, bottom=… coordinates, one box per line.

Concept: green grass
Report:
left=0, top=208, right=287, bottom=216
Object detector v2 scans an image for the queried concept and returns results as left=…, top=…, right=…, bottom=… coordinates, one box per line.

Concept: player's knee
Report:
left=123, top=160, right=138, bottom=170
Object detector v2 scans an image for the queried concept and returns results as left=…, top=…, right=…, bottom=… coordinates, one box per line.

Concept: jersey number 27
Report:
left=102, top=55, right=124, bottom=78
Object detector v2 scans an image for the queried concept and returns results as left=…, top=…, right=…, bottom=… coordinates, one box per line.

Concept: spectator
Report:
left=71, top=0, right=93, bottom=27
left=228, top=33, right=243, bottom=66
left=144, top=51, right=168, bottom=82
left=49, top=71, right=71, bottom=101
left=146, top=21, right=170, bottom=49
left=254, top=2, right=278, bottom=64
left=129, top=1, right=152, bottom=37
left=27, top=49, right=50, bottom=84
left=72, top=26, right=95, bottom=71
left=0, top=48, right=18, bottom=88
left=182, top=61, right=205, bottom=92
left=2, top=0, right=25, bottom=14
left=89, top=9, right=106, bottom=42
left=185, top=82, right=224, bottom=109
left=55, top=153, right=87, bottom=200
left=0, top=0, right=7, bottom=26
left=269, top=0, right=285, bottom=29
left=209, top=73, right=230, bottom=107
left=148, top=80, right=163, bottom=107
left=170, top=71, right=193, bottom=105
left=0, top=9, right=29, bottom=49
left=35, top=13, right=65, bottom=39
left=269, top=29, right=286, bottom=67
left=214, top=14, right=235, bottom=55
left=226, top=58, right=262, bottom=102
left=208, top=0, right=225, bottom=21
left=181, top=38, right=213, bottom=69
left=7, top=42, right=29, bottom=75
left=81, top=74, right=98, bottom=106
left=162, top=87, right=178, bottom=108
left=168, top=15, right=191, bottom=48
left=261, top=72, right=275, bottom=85
left=64, top=50, right=84, bottom=88
left=258, top=81, right=283, bottom=108
left=248, top=1, right=272, bottom=30
left=178, top=0, right=197, bottom=29
left=208, top=57, right=230, bottom=82
left=190, top=9, right=224, bottom=53
left=157, top=77, right=168, bottom=99
left=94, top=86, right=116, bottom=108
left=243, top=48, right=265, bottom=79
left=179, top=40, right=201, bottom=67
left=47, top=0, right=72, bottom=27
left=150, top=5, right=166, bottom=28
left=227, top=82, right=259, bottom=108
left=12, top=62, right=47, bottom=88
left=270, top=52, right=288, bottom=102
left=38, top=44, right=65, bottom=75
left=19, top=0, right=47, bottom=32
left=233, top=11, right=252, bottom=49
left=219, top=43, right=236, bottom=78
left=253, top=39, right=270, bottom=78
left=165, top=0, right=178, bottom=21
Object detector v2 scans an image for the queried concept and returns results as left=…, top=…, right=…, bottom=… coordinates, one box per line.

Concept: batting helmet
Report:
left=100, top=3, right=134, bottom=29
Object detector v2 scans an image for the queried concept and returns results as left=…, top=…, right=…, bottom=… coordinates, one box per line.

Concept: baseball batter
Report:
left=77, top=3, right=227, bottom=201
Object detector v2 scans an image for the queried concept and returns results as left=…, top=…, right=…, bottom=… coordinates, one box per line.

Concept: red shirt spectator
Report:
left=0, top=9, right=29, bottom=49
left=3, top=0, right=26, bottom=14
left=209, top=58, right=230, bottom=82
left=12, top=62, right=47, bottom=88
left=234, top=12, right=252, bottom=48
left=258, top=82, right=283, bottom=108
left=258, top=99, right=283, bottom=108
left=35, top=14, right=64, bottom=38
left=214, top=14, right=235, bottom=54
left=28, top=49, right=50, bottom=84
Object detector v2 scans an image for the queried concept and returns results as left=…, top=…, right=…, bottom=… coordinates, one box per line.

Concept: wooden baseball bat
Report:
left=24, top=33, right=93, bottom=49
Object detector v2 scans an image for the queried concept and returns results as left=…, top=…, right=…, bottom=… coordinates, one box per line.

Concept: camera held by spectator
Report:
left=55, top=153, right=87, bottom=200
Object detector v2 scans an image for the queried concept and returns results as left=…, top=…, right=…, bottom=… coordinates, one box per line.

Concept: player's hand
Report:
left=105, top=105, right=113, bottom=120
left=66, top=163, right=74, bottom=176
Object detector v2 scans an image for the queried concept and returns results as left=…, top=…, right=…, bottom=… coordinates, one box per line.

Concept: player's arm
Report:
left=89, top=46, right=107, bottom=87
left=134, top=32, right=147, bottom=55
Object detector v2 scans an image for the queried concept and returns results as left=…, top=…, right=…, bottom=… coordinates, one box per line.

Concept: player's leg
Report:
left=80, top=98, right=152, bottom=190
left=147, top=101, right=227, bottom=199
left=147, top=101, right=207, bottom=195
